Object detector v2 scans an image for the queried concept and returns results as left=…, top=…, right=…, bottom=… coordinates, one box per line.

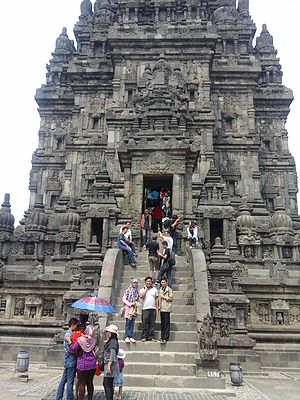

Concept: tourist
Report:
left=187, top=220, right=198, bottom=248
left=70, top=325, right=97, bottom=400
left=120, top=221, right=137, bottom=255
left=117, top=226, right=136, bottom=267
left=151, top=188, right=160, bottom=206
left=157, top=240, right=173, bottom=288
left=159, top=277, right=173, bottom=343
left=139, top=276, right=159, bottom=342
left=162, top=191, right=171, bottom=218
left=152, top=204, right=163, bottom=233
left=113, top=348, right=126, bottom=400
left=103, top=324, right=120, bottom=400
left=144, top=235, right=160, bottom=280
left=56, top=317, right=79, bottom=400
left=122, top=278, right=139, bottom=343
left=169, top=215, right=181, bottom=254
left=158, top=229, right=173, bottom=250
left=140, top=209, right=152, bottom=246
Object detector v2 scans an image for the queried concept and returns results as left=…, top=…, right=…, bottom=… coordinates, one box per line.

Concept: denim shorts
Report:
left=113, top=372, right=124, bottom=387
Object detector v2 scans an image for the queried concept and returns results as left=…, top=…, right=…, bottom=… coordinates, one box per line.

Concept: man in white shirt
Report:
left=119, top=221, right=137, bottom=255
left=139, top=276, right=159, bottom=342
left=158, top=230, right=173, bottom=250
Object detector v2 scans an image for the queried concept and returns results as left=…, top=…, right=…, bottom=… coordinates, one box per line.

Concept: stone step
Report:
left=117, top=340, right=198, bottom=353
left=119, top=277, right=192, bottom=285
left=122, top=270, right=191, bottom=278
left=121, top=351, right=198, bottom=364
left=118, top=330, right=198, bottom=342
left=110, top=319, right=197, bottom=332
left=111, top=313, right=196, bottom=323
left=114, top=297, right=194, bottom=307
left=118, top=283, right=194, bottom=291
left=94, top=374, right=226, bottom=389
left=122, top=362, right=196, bottom=376
left=115, top=289, right=194, bottom=300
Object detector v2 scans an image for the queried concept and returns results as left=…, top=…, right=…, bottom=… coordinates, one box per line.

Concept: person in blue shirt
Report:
left=151, top=189, right=159, bottom=206
left=56, top=317, right=79, bottom=400
left=117, top=226, right=137, bottom=267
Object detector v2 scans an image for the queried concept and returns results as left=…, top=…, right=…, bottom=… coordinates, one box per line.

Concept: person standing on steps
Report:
left=157, top=240, right=173, bottom=288
left=144, top=235, right=160, bottom=281
left=158, top=229, right=173, bottom=250
left=140, top=209, right=152, bottom=247
left=122, top=278, right=139, bottom=343
left=139, top=276, right=159, bottom=342
left=117, top=226, right=136, bottom=267
left=169, top=215, right=181, bottom=254
left=159, top=277, right=173, bottom=343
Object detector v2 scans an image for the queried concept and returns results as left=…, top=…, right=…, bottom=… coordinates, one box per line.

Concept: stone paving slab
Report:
left=1, top=362, right=300, bottom=400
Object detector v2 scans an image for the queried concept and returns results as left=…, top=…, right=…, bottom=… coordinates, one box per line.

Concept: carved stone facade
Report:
left=0, top=0, right=299, bottom=359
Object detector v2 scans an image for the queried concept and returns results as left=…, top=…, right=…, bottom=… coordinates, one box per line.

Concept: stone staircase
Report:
left=108, top=251, right=224, bottom=389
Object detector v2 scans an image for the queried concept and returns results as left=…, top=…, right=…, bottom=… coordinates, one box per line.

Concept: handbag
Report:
left=98, top=354, right=105, bottom=371
left=119, top=306, right=125, bottom=317
left=95, top=361, right=101, bottom=376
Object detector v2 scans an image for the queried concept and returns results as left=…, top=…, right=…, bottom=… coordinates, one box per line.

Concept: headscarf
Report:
left=77, top=324, right=97, bottom=353
left=124, top=279, right=139, bottom=303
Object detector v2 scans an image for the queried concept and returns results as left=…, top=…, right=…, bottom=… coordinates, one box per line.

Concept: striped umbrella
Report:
left=71, top=296, right=116, bottom=313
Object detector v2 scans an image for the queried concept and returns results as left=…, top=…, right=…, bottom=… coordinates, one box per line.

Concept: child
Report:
left=113, top=348, right=126, bottom=400
left=56, top=317, right=79, bottom=400
left=70, top=322, right=85, bottom=344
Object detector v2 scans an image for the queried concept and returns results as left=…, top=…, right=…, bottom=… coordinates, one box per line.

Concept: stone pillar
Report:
left=184, top=167, right=193, bottom=215
left=102, top=217, right=109, bottom=250
left=173, top=174, right=184, bottom=215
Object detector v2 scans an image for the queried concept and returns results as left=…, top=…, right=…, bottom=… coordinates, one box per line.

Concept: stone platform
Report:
left=1, top=362, right=299, bottom=400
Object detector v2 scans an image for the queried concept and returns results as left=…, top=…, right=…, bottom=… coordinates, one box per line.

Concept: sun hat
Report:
left=105, top=324, right=119, bottom=338
left=117, top=348, right=126, bottom=359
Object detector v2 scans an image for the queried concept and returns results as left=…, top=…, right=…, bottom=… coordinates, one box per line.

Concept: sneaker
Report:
left=141, top=338, right=147, bottom=342
left=125, top=337, right=130, bottom=343
left=160, top=339, right=166, bottom=344
left=130, top=263, right=137, bottom=268
left=130, top=337, right=136, bottom=343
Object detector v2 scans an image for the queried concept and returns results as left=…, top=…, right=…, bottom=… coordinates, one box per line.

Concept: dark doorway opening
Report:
left=91, top=218, right=103, bottom=249
left=210, top=219, right=223, bottom=246
left=143, top=175, right=173, bottom=221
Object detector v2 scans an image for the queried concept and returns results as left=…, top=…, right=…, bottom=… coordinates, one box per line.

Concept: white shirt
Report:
left=140, top=287, right=158, bottom=310
left=119, top=227, right=132, bottom=241
left=161, top=235, right=173, bottom=249
left=187, top=226, right=198, bottom=239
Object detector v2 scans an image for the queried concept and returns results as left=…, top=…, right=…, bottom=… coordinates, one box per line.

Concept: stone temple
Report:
left=0, top=0, right=299, bottom=385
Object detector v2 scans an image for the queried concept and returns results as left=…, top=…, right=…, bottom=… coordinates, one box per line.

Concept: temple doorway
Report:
left=143, top=175, right=173, bottom=231
left=210, top=219, right=223, bottom=246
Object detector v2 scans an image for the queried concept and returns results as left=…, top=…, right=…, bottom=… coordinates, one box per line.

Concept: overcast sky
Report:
left=1, top=0, right=299, bottom=225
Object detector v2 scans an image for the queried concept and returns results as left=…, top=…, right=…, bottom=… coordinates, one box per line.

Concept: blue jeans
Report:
left=125, top=318, right=135, bottom=338
left=56, top=366, right=76, bottom=400
left=118, top=245, right=136, bottom=264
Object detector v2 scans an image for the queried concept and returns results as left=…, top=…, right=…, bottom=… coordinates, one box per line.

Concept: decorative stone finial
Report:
left=62, top=198, right=80, bottom=232
left=0, top=193, right=15, bottom=233
left=236, top=197, right=256, bottom=233
left=270, top=196, right=293, bottom=235
left=25, top=194, right=48, bottom=233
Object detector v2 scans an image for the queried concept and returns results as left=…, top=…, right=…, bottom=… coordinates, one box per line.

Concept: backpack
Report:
left=168, top=249, right=176, bottom=268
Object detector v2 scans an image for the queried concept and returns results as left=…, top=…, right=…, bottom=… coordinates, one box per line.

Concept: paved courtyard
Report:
left=0, top=362, right=299, bottom=400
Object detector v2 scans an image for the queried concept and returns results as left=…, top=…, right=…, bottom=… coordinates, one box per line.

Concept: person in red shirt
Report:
left=152, top=205, right=163, bottom=233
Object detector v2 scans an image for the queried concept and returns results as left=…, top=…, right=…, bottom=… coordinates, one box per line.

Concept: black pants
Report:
left=161, top=312, right=171, bottom=341
left=142, top=309, right=156, bottom=339
left=77, top=369, right=95, bottom=400
left=103, top=376, right=114, bottom=400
